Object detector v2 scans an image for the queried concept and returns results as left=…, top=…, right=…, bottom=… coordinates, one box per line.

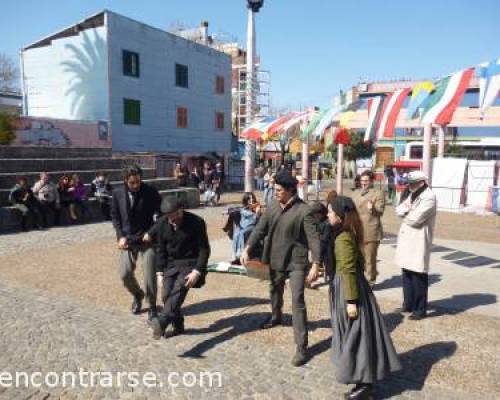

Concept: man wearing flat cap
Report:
left=145, top=197, right=211, bottom=339
left=395, top=171, right=437, bottom=320
left=241, top=170, right=321, bottom=367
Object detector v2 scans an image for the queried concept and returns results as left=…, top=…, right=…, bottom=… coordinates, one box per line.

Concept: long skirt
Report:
left=331, top=270, right=401, bottom=384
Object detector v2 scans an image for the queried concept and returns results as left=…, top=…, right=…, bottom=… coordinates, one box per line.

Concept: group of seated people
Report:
left=175, top=161, right=223, bottom=207
left=8, top=171, right=113, bottom=231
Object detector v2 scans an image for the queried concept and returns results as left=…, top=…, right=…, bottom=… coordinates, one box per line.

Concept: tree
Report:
left=0, top=53, right=19, bottom=91
left=0, top=112, right=16, bottom=144
left=326, top=130, right=375, bottom=162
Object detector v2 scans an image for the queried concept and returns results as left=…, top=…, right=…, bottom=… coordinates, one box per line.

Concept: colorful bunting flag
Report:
left=421, top=68, right=474, bottom=126
left=478, top=58, right=500, bottom=117
left=364, top=96, right=384, bottom=142
left=376, top=88, right=411, bottom=138
left=406, top=81, right=434, bottom=119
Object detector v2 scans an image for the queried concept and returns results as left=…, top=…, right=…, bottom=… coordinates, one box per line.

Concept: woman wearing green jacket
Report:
left=327, top=196, right=401, bottom=400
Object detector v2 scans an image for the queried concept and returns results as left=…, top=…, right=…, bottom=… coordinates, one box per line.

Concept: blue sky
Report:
left=2, top=0, right=500, bottom=110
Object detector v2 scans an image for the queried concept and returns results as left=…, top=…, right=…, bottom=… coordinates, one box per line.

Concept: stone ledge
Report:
left=0, top=188, right=200, bottom=233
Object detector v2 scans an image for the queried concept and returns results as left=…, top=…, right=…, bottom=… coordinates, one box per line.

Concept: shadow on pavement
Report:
left=182, top=297, right=268, bottom=317
left=378, top=341, right=457, bottom=399
left=179, top=311, right=270, bottom=358
left=374, top=274, right=442, bottom=291
left=427, top=293, right=497, bottom=317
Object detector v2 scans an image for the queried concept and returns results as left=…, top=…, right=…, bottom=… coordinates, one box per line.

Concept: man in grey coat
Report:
left=241, top=170, right=321, bottom=367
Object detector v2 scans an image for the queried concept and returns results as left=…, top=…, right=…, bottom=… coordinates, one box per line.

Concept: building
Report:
left=20, top=10, right=232, bottom=155
left=168, top=22, right=272, bottom=138
left=0, top=91, right=22, bottom=114
left=342, top=79, right=500, bottom=167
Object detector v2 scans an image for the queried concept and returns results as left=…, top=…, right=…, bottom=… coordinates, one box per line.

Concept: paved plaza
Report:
left=0, top=195, right=499, bottom=399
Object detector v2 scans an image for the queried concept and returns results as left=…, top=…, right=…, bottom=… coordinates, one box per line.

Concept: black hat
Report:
left=161, top=197, right=184, bottom=214
left=274, top=170, right=297, bottom=190
left=328, top=196, right=355, bottom=219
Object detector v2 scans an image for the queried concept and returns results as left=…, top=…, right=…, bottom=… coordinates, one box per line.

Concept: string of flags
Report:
left=240, top=57, right=500, bottom=146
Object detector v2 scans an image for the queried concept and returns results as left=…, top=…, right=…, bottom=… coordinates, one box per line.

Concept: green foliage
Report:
left=326, top=130, right=375, bottom=161
left=0, top=112, right=15, bottom=145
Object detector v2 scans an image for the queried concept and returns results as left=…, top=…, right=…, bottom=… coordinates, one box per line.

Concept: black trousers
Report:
left=402, top=268, right=428, bottom=316
left=39, top=201, right=60, bottom=226
left=158, top=268, right=190, bottom=329
left=270, top=268, right=308, bottom=347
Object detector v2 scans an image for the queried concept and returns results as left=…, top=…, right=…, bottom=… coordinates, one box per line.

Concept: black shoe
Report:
left=344, top=384, right=374, bottom=400
left=131, top=293, right=144, bottom=315
left=165, top=321, right=185, bottom=338
left=409, top=312, right=426, bottom=321
left=260, top=315, right=282, bottom=330
left=291, top=345, right=308, bottom=367
left=151, top=318, right=165, bottom=340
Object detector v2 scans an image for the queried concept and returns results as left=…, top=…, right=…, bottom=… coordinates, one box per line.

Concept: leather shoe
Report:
left=260, top=315, right=282, bottom=330
left=165, top=321, right=185, bottom=338
left=291, top=345, right=308, bottom=367
left=131, top=293, right=144, bottom=315
left=409, top=312, right=426, bottom=321
left=344, top=384, right=374, bottom=400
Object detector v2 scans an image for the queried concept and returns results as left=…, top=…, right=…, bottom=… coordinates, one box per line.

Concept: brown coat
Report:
left=352, top=187, right=385, bottom=242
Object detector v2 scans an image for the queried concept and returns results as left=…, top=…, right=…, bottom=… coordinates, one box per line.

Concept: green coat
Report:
left=334, top=231, right=363, bottom=302
left=246, top=197, right=321, bottom=271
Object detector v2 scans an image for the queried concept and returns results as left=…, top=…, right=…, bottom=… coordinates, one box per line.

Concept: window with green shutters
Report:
left=175, top=64, right=189, bottom=88
left=123, top=50, right=140, bottom=78
left=124, top=99, right=141, bottom=125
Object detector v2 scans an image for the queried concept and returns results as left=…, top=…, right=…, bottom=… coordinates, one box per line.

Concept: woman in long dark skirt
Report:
left=327, top=196, right=401, bottom=400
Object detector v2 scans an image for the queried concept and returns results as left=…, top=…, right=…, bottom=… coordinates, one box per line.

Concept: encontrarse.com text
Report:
left=0, top=369, right=223, bottom=389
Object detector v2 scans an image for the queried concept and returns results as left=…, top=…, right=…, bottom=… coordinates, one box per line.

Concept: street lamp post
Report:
left=244, top=0, right=264, bottom=192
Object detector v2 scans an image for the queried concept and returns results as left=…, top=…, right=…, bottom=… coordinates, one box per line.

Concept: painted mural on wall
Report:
left=13, top=117, right=110, bottom=148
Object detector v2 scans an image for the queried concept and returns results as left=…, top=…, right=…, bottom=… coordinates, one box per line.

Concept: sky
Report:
left=2, top=0, right=500, bottom=110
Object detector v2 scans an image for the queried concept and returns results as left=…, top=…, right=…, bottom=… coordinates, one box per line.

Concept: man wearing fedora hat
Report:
left=395, top=171, right=437, bottom=320
left=146, top=197, right=210, bottom=339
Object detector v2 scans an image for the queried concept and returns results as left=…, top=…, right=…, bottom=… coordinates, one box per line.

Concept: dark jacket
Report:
left=149, top=211, right=211, bottom=288
left=9, top=184, right=32, bottom=205
left=111, top=183, right=161, bottom=240
left=246, top=197, right=321, bottom=271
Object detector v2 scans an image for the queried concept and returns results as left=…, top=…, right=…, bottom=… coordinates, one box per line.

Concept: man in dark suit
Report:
left=111, top=165, right=162, bottom=322
left=241, top=170, right=321, bottom=367
left=148, top=197, right=210, bottom=340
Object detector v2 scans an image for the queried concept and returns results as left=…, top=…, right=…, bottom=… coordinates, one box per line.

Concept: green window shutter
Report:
left=124, top=99, right=141, bottom=125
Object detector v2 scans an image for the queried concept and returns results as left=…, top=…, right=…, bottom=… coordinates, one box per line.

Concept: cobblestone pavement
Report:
left=0, top=282, right=497, bottom=400
left=0, top=192, right=499, bottom=399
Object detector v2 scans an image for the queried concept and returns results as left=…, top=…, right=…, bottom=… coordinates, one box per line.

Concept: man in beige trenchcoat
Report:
left=352, top=170, right=385, bottom=285
left=395, top=171, right=437, bottom=320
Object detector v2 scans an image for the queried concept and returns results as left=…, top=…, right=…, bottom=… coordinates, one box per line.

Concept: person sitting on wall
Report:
left=9, top=176, right=44, bottom=230
left=174, top=162, right=188, bottom=187
left=32, top=172, right=60, bottom=227
left=90, top=171, right=113, bottom=220
left=58, top=174, right=78, bottom=222
left=190, top=166, right=202, bottom=190
left=69, top=174, right=89, bottom=223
